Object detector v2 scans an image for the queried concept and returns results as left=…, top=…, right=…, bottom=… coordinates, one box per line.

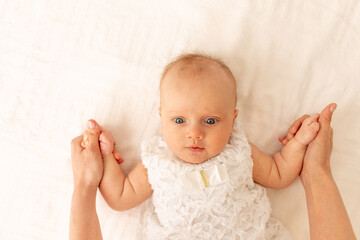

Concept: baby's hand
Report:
left=99, top=131, right=115, bottom=159
left=279, top=114, right=320, bottom=146
left=294, top=113, right=320, bottom=145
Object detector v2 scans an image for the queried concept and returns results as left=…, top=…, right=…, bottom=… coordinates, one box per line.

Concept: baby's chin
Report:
left=178, top=157, right=208, bottom=164
left=175, top=151, right=221, bottom=165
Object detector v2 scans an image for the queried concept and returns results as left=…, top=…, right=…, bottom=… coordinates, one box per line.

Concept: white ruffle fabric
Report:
left=139, top=127, right=292, bottom=240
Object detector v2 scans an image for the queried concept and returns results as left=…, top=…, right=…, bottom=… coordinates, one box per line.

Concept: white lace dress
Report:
left=139, top=127, right=292, bottom=240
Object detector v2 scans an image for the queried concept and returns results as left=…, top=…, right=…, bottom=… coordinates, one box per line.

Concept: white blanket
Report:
left=0, top=0, right=359, bottom=239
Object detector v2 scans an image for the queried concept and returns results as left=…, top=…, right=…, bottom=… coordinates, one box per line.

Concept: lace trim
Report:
left=140, top=124, right=291, bottom=239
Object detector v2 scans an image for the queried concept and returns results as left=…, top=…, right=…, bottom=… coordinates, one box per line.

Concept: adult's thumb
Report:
left=86, top=119, right=101, bottom=134
left=86, top=120, right=101, bottom=150
left=319, top=103, right=337, bottom=127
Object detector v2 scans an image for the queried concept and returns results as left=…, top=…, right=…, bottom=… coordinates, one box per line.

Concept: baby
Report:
left=90, top=54, right=320, bottom=239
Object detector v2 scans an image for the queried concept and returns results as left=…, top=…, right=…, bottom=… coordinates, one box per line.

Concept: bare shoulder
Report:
left=249, top=142, right=257, bottom=153
left=249, top=142, right=266, bottom=159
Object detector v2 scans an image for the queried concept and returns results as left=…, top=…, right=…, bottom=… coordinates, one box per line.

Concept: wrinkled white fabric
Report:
left=140, top=126, right=292, bottom=240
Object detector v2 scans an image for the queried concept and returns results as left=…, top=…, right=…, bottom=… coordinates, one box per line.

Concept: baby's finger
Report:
left=99, top=132, right=107, bottom=143
left=99, top=131, right=114, bottom=144
left=305, top=113, right=320, bottom=125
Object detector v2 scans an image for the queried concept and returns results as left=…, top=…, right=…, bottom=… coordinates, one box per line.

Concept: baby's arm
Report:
left=99, top=155, right=152, bottom=211
left=251, top=113, right=320, bottom=189
left=97, top=131, right=152, bottom=211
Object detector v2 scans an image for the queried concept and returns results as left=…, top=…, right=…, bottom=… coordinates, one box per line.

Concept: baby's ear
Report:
left=231, top=109, right=239, bottom=133
left=233, top=109, right=239, bottom=121
left=158, top=107, right=162, bottom=117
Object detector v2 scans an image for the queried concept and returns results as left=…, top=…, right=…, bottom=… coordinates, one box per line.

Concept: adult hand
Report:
left=71, top=120, right=104, bottom=190
left=299, top=103, right=337, bottom=184
left=81, top=120, right=124, bottom=164
left=70, top=120, right=105, bottom=240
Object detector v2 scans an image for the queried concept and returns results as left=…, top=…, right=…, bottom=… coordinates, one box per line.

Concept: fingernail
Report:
left=83, top=133, right=89, bottom=147
left=88, top=120, right=95, bottom=129
left=330, top=104, right=337, bottom=113
left=81, top=139, right=88, bottom=147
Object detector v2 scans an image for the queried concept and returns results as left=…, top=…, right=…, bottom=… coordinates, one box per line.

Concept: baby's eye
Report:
left=205, top=118, right=217, bottom=125
left=173, top=117, right=185, bottom=124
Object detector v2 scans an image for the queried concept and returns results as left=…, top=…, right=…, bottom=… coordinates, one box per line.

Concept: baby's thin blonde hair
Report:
left=159, top=52, right=237, bottom=106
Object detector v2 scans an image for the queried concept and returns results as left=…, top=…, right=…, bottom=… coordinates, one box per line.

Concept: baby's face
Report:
left=159, top=63, right=238, bottom=164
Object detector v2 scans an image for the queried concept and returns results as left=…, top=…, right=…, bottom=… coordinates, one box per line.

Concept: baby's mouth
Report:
left=187, top=146, right=204, bottom=152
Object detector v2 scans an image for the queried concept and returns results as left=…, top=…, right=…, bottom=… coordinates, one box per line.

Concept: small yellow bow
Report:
left=180, top=163, right=229, bottom=191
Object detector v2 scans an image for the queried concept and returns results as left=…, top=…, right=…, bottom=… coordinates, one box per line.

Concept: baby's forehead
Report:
left=170, top=57, right=225, bottom=78
left=162, top=62, right=232, bottom=92
left=160, top=55, right=237, bottom=107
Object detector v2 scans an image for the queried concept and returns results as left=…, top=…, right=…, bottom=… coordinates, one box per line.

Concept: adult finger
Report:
left=81, top=131, right=89, bottom=147
left=286, top=133, right=294, bottom=140
left=113, top=147, right=121, bottom=159
left=318, top=103, right=337, bottom=127
left=85, top=121, right=101, bottom=150
left=113, top=148, right=124, bottom=164
left=279, top=136, right=286, bottom=142
left=289, top=114, right=309, bottom=135
left=282, top=138, right=289, bottom=146
left=71, top=135, right=83, bottom=154
left=87, top=119, right=106, bottom=133
left=86, top=120, right=102, bottom=133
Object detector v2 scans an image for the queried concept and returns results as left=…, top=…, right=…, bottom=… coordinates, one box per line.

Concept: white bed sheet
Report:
left=0, top=0, right=359, bottom=239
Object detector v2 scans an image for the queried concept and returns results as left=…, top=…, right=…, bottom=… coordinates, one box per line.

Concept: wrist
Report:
left=292, top=135, right=308, bottom=149
left=101, top=149, right=114, bottom=159
left=301, top=167, right=333, bottom=188
left=73, top=182, right=98, bottom=195
left=103, top=153, right=116, bottom=161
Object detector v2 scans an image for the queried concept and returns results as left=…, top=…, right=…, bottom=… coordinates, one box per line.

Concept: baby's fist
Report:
left=99, top=131, right=115, bottom=159
left=294, top=113, right=320, bottom=145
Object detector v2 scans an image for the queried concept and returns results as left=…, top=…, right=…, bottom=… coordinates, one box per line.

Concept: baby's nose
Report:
left=186, top=124, right=204, bottom=139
